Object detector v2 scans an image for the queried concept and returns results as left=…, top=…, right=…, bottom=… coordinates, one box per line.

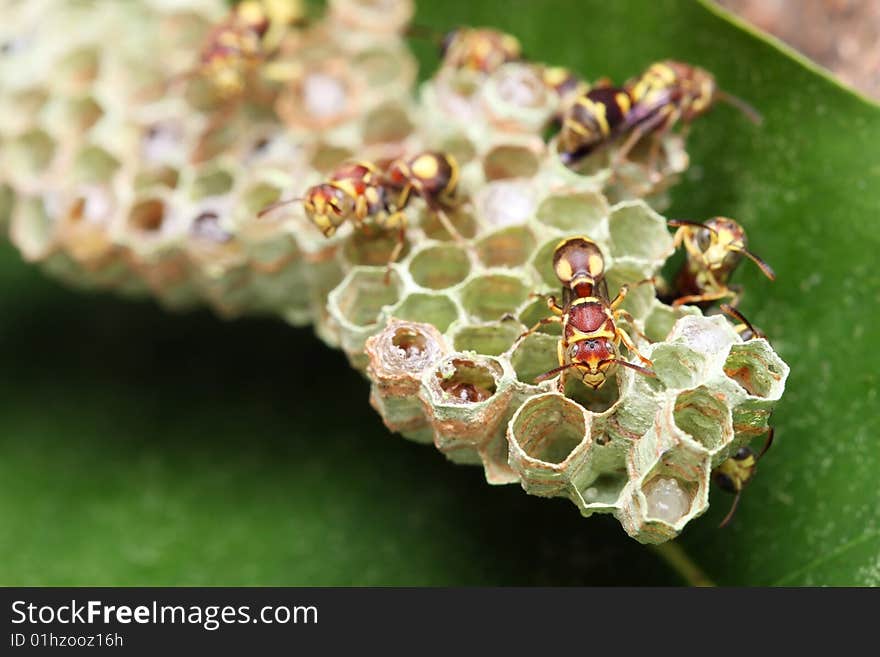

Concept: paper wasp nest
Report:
left=0, top=0, right=789, bottom=543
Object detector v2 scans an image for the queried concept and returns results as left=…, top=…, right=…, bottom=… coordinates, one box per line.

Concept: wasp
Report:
left=713, top=428, right=774, bottom=527
left=169, top=1, right=308, bottom=162
left=666, top=217, right=775, bottom=309
left=259, top=160, right=387, bottom=233
left=384, top=150, right=463, bottom=241
left=557, top=85, right=634, bottom=166
left=259, top=152, right=463, bottom=270
left=614, top=60, right=762, bottom=167
left=517, top=236, right=656, bottom=391
left=438, top=27, right=522, bottom=75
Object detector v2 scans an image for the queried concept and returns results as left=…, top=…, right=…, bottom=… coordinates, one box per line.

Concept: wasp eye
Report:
left=733, top=447, right=752, bottom=460
left=695, top=228, right=712, bottom=251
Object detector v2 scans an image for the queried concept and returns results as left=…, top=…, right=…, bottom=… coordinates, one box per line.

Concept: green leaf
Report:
left=1, top=0, right=878, bottom=585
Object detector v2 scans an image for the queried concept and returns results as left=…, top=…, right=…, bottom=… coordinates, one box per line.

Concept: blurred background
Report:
left=720, top=0, right=880, bottom=98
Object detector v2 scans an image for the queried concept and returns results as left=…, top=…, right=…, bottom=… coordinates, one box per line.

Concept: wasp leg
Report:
left=757, top=426, right=775, bottom=460
left=615, top=309, right=652, bottom=343
left=527, top=292, right=565, bottom=315
left=516, top=315, right=563, bottom=343
left=609, top=277, right=655, bottom=311
left=613, top=107, right=675, bottom=168
left=718, top=490, right=742, bottom=529
left=616, top=325, right=654, bottom=368
left=384, top=214, right=408, bottom=285
left=671, top=287, right=733, bottom=307
left=429, top=203, right=466, bottom=245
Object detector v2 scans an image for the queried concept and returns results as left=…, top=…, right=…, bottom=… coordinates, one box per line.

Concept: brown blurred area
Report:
left=717, top=0, right=880, bottom=99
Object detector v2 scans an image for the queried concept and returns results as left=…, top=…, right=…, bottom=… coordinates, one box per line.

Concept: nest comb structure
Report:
left=0, top=0, right=789, bottom=543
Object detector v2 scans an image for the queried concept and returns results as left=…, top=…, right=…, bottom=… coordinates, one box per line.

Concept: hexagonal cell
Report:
left=420, top=206, right=478, bottom=241
left=366, top=320, right=448, bottom=437
left=310, top=144, right=354, bottom=174
left=56, top=46, right=100, bottom=89
left=580, top=471, right=628, bottom=508
left=354, top=46, right=415, bottom=87
left=189, top=210, right=233, bottom=244
left=134, top=166, right=180, bottom=192
left=392, top=293, right=460, bottom=333
left=476, top=180, right=537, bottom=228
left=460, top=273, right=530, bottom=322
left=509, top=393, right=589, bottom=465
left=72, top=145, right=120, bottom=184
left=275, top=63, right=358, bottom=131
left=642, top=476, right=694, bottom=525
left=563, top=372, right=622, bottom=414
left=633, top=438, right=711, bottom=534
left=668, top=314, right=740, bottom=356
left=190, top=167, right=235, bottom=201
left=451, top=320, right=523, bottom=357
left=673, top=386, right=733, bottom=452
left=408, top=244, right=471, bottom=289
left=439, top=134, right=477, bottom=165
left=724, top=340, right=788, bottom=399
left=604, top=263, right=656, bottom=320
left=191, top=123, right=239, bottom=164
left=363, top=102, right=414, bottom=145
left=483, top=145, right=540, bottom=181
left=421, top=353, right=513, bottom=464
left=650, top=343, right=705, bottom=390
left=141, top=120, right=186, bottom=164
left=343, top=229, right=410, bottom=267
left=331, top=268, right=402, bottom=328
left=476, top=226, right=536, bottom=268
left=239, top=182, right=282, bottom=219
left=608, top=201, right=673, bottom=262
left=535, top=192, right=608, bottom=233
left=510, top=332, right=558, bottom=385
left=127, top=198, right=168, bottom=235
left=435, top=357, right=500, bottom=404
left=368, top=321, right=448, bottom=381
left=643, top=300, right=699, bottom=343
left=66, top=95, right=104, bottom=133
left=7, top=129, right=55, bottom=177
left=10, top=195, right=56, bottom=260
left=518, top=297, right=562, bottom=337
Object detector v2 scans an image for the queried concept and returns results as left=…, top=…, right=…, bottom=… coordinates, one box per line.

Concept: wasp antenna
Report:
left=757, top=427, right=775, bottom=460
left=257, top=197, right=303, bottom=219
left=534, top=362, right=577, bottom=383
left=667, top=219, right=720, bottom=235
left=730, top=243, right=776, bottom=280
left=720, top=303, right=763, bottom=339
left=405, top=23, right=445, bottom=44
left=718, top=490, right=742, bottom=528
left=717, top=91, right=763, bottom=126
left=616, top=359, right=656, bottom=378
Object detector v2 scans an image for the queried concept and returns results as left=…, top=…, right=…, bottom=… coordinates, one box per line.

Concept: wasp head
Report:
left=712, top=446, right=758, bottom=493
left=440, top=28, right=521, bottom=74
left=304, top=184, right=351, bottom=237
left=569, top=337, right=617, bottom=389
left=685, top=216, right=746, bottom=275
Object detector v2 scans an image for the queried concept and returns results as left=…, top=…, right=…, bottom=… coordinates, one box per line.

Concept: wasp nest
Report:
left=0, top=0, right=788, bottom=543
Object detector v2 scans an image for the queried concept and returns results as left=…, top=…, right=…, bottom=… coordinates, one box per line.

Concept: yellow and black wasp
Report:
left=666, top=217, right=775, bottom=309
left=713, top=428, right=774, bottom=527
left=517, top=236, right=656, bottom=391
left=259, top=151, right=463, bottom=274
